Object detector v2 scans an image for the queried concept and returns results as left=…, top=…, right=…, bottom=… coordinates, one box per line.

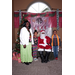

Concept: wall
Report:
left=12, top=0, right=15, bottom=49
left=13, top=0, right=62, bottom=11
left=12, top=0, right=62, bottom=49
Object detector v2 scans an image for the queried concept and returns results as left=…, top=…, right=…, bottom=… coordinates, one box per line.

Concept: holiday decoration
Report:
left=12, top=52, right=21, bottom=63
left=14, top=11, right=62, bottom=53
left=14, top=11, right=62, bottom=28
left=56, top=9, right=59, bottom=30
left=14, top=17, right=27, bottom=53
left=18, top=57, right=21, bottom=63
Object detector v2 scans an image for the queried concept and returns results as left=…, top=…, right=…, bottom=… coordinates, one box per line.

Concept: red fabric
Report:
left=48, top=12, right=57, bottom=28
left=14, top=12, right=62, bottom=28
left=38, top=36, right=52, bottom=49
left=59, top=16, right=62, bottom=28
left=22, top=12, right=59, bottom=28
left=14, top=17, right=19, bottom=28
left=14, top=12, right=19, bottom=28
left=40, top=30, right=45, bottom=32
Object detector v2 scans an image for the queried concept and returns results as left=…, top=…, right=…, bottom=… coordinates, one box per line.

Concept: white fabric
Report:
left=44, top=38, right=47, bottom=46
left=38, top=48, right=51, bottom=52
left=45, top=49, right=51, bottom=52
left=38, top=48, right=44, bottom=51
left=20, top=27, right=34, bottom=45
left=45, top=27, right=52, bottom=38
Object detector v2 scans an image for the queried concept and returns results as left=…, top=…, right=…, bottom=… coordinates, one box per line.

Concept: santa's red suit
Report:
left=38, top=31, right=52, bottom=52
left=38, top=36, right=52, bottom=50
left=38, top=30, right=52, bottom=63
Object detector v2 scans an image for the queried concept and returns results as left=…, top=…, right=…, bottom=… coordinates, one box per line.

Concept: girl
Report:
left=32, top=30, right=38, bottom=61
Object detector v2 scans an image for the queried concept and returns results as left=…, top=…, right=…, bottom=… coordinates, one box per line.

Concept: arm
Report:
left=50, top=38, right=52, bottom=46
left=20, top=28, right=26, bottom=48
left=59, top=38, right=61, bottom=47
left=46, top=36, right=50, bottom=45
left=38, top=37, right=39, bottom=47
left=20, top=28, right=26, bottom=45
left=58, top=35, right=61, bottom=47
left=30, top=29, right=34, bottom=45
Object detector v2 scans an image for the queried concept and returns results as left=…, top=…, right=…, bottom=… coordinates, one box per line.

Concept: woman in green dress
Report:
left=20, top=20, right=34, bottom=65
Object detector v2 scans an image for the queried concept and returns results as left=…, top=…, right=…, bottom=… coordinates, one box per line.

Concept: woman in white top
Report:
left=20, top=20, right=34, bottom=65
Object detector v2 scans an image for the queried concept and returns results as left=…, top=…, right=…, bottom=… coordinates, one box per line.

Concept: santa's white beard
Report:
left=40, top=34, right=45, bottom=39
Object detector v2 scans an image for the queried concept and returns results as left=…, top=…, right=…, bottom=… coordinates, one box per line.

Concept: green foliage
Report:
left=14, top=17, right=27, bottom=53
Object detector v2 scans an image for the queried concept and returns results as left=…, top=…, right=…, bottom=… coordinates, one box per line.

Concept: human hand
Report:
left=37, top=47, right=39, bottom=49
left=23, top=45, right=26, bottom=48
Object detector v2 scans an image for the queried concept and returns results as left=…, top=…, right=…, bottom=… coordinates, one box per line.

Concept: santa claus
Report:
left=38, top=30, right=52, bottom=63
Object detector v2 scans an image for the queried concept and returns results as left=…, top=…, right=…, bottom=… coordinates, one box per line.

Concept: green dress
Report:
left=20, top=30, right=33, bottom=63
left=20, top=43, right=33, bottom=63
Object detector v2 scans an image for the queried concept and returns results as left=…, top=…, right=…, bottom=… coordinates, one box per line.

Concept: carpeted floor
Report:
left=12, top=51, right=62, bottom=75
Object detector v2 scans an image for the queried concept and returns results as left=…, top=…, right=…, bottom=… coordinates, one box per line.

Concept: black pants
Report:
left=39, top=51, right=50, bottom=63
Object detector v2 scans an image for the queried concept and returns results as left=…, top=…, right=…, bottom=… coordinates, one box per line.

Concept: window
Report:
left=27, top=2, right=51, bottom=13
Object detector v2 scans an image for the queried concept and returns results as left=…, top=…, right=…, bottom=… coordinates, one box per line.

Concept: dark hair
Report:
left=34, top=30, right=38, bottom=34
left=53, top=30, right=57, bottom=33
left=22, top=20, right=31, bottom=29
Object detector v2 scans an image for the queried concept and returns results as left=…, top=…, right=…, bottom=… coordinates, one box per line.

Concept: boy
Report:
left=51, top=30, right=61, bottom=60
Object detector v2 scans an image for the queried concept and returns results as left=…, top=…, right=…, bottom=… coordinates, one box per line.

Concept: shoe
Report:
left=29, top=62, right=32, bottom=64
left=55, top=57, right=58, bottom=60
left=24, top=62, right=29, bottom=65
left=34, top=58, right=38, bottom=61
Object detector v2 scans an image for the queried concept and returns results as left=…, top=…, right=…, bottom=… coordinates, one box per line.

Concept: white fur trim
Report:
left=45, top=49, right=51, bottom=52
left=38, top=48, right=44, bottom=51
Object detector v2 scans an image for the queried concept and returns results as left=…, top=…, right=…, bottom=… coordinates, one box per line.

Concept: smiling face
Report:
left=53, top=31, right=57, bottom=35
left=26, top=22, right=29, bottom=28
left=34, top=32, right=38, bottom=37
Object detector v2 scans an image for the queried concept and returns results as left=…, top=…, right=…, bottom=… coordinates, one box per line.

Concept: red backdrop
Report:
left=14, top=11, right=62, bottom=28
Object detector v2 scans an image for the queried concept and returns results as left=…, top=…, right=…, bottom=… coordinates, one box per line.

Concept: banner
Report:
left=14, top=11, right=62, bottom=29
left=22, top=12, right=57, bottom=30
left=30, top=16, right=49, bottom=32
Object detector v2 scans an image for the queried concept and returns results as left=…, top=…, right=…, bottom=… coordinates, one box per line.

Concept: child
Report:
left=51, top=30, right=61, bottom=60
left=32, top=30, right=38, bottom=61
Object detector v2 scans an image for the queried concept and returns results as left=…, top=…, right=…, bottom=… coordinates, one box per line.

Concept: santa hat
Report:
left=40, top=30, right=45, bottom=33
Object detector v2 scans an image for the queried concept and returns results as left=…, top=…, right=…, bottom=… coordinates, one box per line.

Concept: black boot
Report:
left=24, top=62, right=29, bottom=65
left=45, top=52, right=50, bottom=63
left=39, top=51, right=44, bottom=63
